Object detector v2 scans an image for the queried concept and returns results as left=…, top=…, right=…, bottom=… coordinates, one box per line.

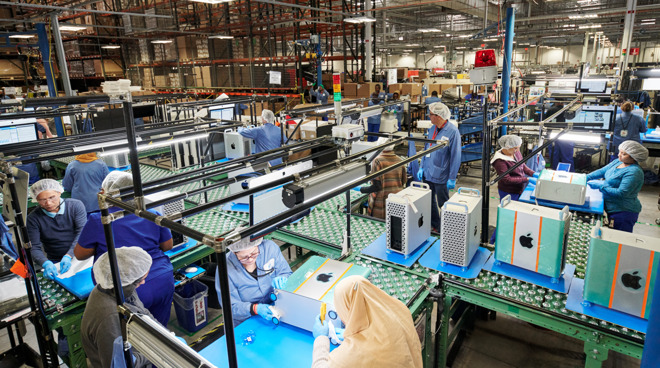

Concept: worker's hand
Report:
left=532, top=172, right=540, bottom=178
left=587, top=180, right=606, bottom=190
left=447, top=179, right=456, bottom=190
left=416, top=168, right=423, bottom=181
left=60, top=255, right=72, bottom=274
left=42, top=261, right=58, bottom=280
left=256, top=304, right=274, bottom=321
left=271, top=276, right=288, bottom=290
left=313, top=314, right=329, bottom=339
left=528, top=177, right=537, bottom=185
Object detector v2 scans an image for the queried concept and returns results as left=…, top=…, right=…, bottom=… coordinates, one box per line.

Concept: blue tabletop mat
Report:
left=108, top=165, right=130, bottom=172
left=165, top=241, right=198, bottom=258
left=566, top=278, right=647, bottom=334
left=360, top=234, right=435, bottom=268
left=519, top=183, right=604, bottom=215
left=199, top=316, right=336, bottom=367
left=222, top=202, right=250, bottom=212
left=418, top=244, right=491, bottom=279
left=54, top=267, right=94, bottom=300
left=483, top=257, right=576, bottom=294
left=642, top=130, right=660, bottom=143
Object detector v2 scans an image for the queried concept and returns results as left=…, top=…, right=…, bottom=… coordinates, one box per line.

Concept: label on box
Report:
left=194, top=296, right=207, bottom=326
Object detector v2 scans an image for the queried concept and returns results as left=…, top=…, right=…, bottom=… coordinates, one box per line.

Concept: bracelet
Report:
left=251, top=304, right=258, bottom=316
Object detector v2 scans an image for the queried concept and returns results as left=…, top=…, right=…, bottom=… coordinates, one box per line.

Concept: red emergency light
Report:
left=475, top=49, right=496, bottom=68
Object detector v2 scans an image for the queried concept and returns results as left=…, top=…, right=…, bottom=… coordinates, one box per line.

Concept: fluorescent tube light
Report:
left=344, top=16, right=376, bottom=24
left=59, top=25, right=88, bottom=32
left=8, top=34, right=35, bottom=39
left=99, top=134, right=209, bottom=157
left=151, top=40, right=173, bottom=44
left=189, top=0, right=234, bottom=3
left=209, top=35, right=234, bottom=39
left=550, top=132, right=601, bottom=144
left=102, top=45, right=121, bottom=49
left=578, top=24, right=601, bottom=29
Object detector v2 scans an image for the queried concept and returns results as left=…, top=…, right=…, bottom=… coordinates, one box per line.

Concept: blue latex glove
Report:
left=256, top=304, right=274, bottom=321
left=447, top=179, right=456, bottom=189
left=313, top=314, right=329, bottom=339
left=528, top=177, right=537, bottom=185
left=416, top=168, right=423, bottom=181
left=587, top=180, right=606, bottom=190
left=533, top=172, right=540, bottom=178
left=271, top=276, right=288, bottom=290
left=60, top=255, right=72, bottom=274
left=42, top=261, right=58, bottom=280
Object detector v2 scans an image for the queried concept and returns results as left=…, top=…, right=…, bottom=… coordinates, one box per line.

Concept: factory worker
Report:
left=360, top=138, right=407, bottom=219
left=311, top=275, right=422, bottom=368
left=421, top=80, right=428, bottom=97
left=424, top=91, right=441, bottom=119
left=390, top=91, right=404, bottom=129
left=586, top=141, right=648, bottom=233
left=374, top=83, right=386, bottom=100
left=612, top=101, right=647, bottom=154
left=311, top=85, right=330, bottom=105
left=215, top=227, right=292, bottom=326
left=491, top=135, right=537, bottom=201
left=366, top=93, right=384, bottom=142
left=26, top=179, right=87, bottom=280
left=416, top=102, right=461, bottom=231
left=81, top=247, right=153, bottom=368
left=62, top=152, right=110, bottom=213
left=74, top=171, right=174, bottom=326
left=238, top=109, right=283, bottom=167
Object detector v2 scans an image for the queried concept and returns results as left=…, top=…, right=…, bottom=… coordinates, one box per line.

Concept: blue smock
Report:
left=613, top=112, right=647, bottom=151
left=239, top=123, right=283, bottom=166
left=390, top=102, right=404, bottom=129
left=311, top=89, right=329, bottom=104
left=421, top=84, right=428, bottom=97
left=420, top=122, right=461, bottom=184
left=234, top=103, right=248, bottom=117
left=77, top=208, right=174, bottom=326
left=586, top=159, right=644, bottom=214
left=376, top=91, right=387, bottom=100
left=215, top=239, right=292, bottom=325
left=16, top=163, right=40, bottom=185
left=62, top=159, right=110, bottom=213
left=367, top=100, right=384, bottom=141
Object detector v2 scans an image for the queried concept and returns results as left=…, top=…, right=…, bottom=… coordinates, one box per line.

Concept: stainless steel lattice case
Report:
left=102, top=152, right=129, bottom=168
left=386, top=182, right=432, bottom=256
left=224, top=129, right=255, bottom=159
left=440, top=188, right=483, bottom=267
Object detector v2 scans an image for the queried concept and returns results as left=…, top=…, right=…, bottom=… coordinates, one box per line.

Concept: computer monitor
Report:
left=564, top=105, right=615, bottom=132
left=0, top=123, right=38, bottom=145
left=209, top=103, right=235, bottom=121
left=576, top=79, right=608, bottom=94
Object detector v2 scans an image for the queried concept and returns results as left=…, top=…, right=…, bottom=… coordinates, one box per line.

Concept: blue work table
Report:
left=518, top=183, right=604, bottom=215
left=199, top=317, right=331, bottom=367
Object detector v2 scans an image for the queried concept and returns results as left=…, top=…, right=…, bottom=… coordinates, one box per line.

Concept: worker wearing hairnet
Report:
left=74, top=171, right=175, bottom=326
left=81, top=247, right=154, bottom=368
left=26, top=179, right=87, bottom=280
left=491, top=135, right=538, bottom=201
left=586, top=140, right=648, bottom=232
left=360, top=138, right=407, bottom=219
left=424, top=90, right=441, bottom=119
left=62, top=152, right=110, bottom=213
left=238, top=109, right=283, bottom=167
left=417, top=102, right=461, bottom=231
left=215, top=227, right=292, bottom=326
left=311, top=275, right=422, bottom=368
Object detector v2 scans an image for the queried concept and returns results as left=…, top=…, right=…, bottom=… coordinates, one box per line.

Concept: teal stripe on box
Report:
left=584, top=238, right=619, bottom=308
left=494, top=207, right=516, bottom=263
left=537, top=218, right=565, bottom=278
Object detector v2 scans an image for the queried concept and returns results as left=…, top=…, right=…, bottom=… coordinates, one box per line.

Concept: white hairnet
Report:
left=102, top=171, right=133, bottom=194
left=429, top=102, right=451, bottom=121
left=619, top=140, right=649, bottom=163
left=376, top=137, right=395, bottom=151
left=498, top=135, right=523, bottom=149
left=261, top=109, right=275, bottom=125
left=227, top=226, right=262, bottom=252
left=93, top=247, right=152, bottom=289
left=30, top=179, right=64, bottom=199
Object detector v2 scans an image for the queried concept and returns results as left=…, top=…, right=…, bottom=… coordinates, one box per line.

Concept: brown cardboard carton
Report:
left=418, top=70, right=428, bottom=79
left=428, top=84, right=441, bottom=96
left=356, top=82, right=381, bottom=98
left=343, top=83, right=358, bottom=97
left=397, top=68, right=408, bottom=79
left=389, top=83, right=404, bottom=95
left=410, top=83, right=422, bottom=96
left=288, top=149, right=311, bottom=162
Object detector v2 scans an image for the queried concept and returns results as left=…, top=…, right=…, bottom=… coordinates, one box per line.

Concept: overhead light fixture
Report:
left=550, top=132, right=601, bottom=144
left=8, top=34, right=35, bottom=39
left=102, top=45, right=121, bottom=49
left=209, top=34, right=234, bottom=39
left=419, top=28, right=441, bottom=33
left=531, top=71, right=546, bottom=74
left=569, top=14, right=597, bottom=19
left=188, top=0, right=234, bottom=3
left=151, top=40, right=173, bottom=44
left=405, top=43, right=419, bottom=47
left=458, top=34, right=471, bottom=38
left=578, top=24, right=601, bottom=29
left=59, top=25, right=88, bottom=32
left=344, top=16, right=376, bottom=24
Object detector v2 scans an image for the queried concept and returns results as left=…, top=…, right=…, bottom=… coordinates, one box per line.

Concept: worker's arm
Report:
left=74, top=244, right=95, bottom=260
left=586, top=160, right=617, bottom=181
left=214, top=262, right=253, bottom=322
left=492, top=160, right=528, bottom=186
left=311, top=336, right=331, bottom=368
left=26, top=216, right=48, bottom=266
left=36, top=119, right=53, bottom=138
left=68, top=201, right=88, bottom=258
left=599, top=169, right=644, bottom=199
left=159, top=238, right=173, bottom=252
left=359, top=179, right=382, bottom=194
left=446, top=131, right=462, bottom=181
left=638, top=115, right=648, bottom=134
left=237, top=125, right=262, bottom=139
left=62, top=165, right=74, bottom=192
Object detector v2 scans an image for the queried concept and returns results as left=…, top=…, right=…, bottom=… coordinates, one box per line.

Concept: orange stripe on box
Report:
left=568, top=173, right=573, bottom=183
left=293, top=259, right=330, bottom=293
left=319, top=264, right=353, bottom=300
left=535, top=218, right=543, bottom=272
left=511, top=212, right=518, bottom=263
left=608, top=244, right=623, bottom=309
left=641, top=253, right=655, bottom=317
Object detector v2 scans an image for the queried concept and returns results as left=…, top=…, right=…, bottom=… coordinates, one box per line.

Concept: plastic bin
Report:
left=173, top=280, right=209, bottom=333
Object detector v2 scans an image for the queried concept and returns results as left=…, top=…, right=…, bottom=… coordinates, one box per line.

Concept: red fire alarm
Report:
left=475, top=49, right=496, bottom=68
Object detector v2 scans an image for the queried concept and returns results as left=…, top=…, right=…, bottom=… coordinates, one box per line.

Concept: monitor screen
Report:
left=209, top=103, right=235, bottom=121
left=565, top=105, right=615, bottom=131
left=577, top=80, right=608, bottom=94
left=0, top=123, right=38, bottom=145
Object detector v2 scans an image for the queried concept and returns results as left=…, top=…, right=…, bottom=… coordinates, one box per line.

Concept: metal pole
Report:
left=365, top=0, right=373, bottom=82
left=581, top=32, right=590, bottom=64
left=122, top=101, right=145, bottom=210
left=620, top=0, right=637, bottom=73
left=500, top=7, right=515, bottom=134
left=215, top=252, right=238, bottom=368
left=480, top=100, right=490, bottom=245
left=49, top=15, right=73, bottom=98
left=35, top=23, right=65, bottom=137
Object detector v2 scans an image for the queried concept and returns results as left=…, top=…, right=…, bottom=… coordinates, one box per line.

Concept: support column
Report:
left=581, top=32, right=590, bottom=64
left=49, top=14, right=73, bottom=97
left=620, top=0, right=637, bottom=71
left=365, top=0, right=373, bottom=81
left=501, top=6, right=515, bottom=133
left=36, top=22, right=65, bottom=137
left=591, top=33, right=598, bottom=65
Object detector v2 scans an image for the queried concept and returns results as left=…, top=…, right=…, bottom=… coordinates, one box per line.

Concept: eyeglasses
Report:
left=236, top=248, right=260, bottom=263
left=37, top=194, right=60, bottom=204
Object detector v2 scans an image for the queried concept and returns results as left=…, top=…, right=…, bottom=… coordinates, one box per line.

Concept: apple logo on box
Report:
left=621, top=271, right=643, bottom=290
left=519, top=233, right=534, bottom=249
